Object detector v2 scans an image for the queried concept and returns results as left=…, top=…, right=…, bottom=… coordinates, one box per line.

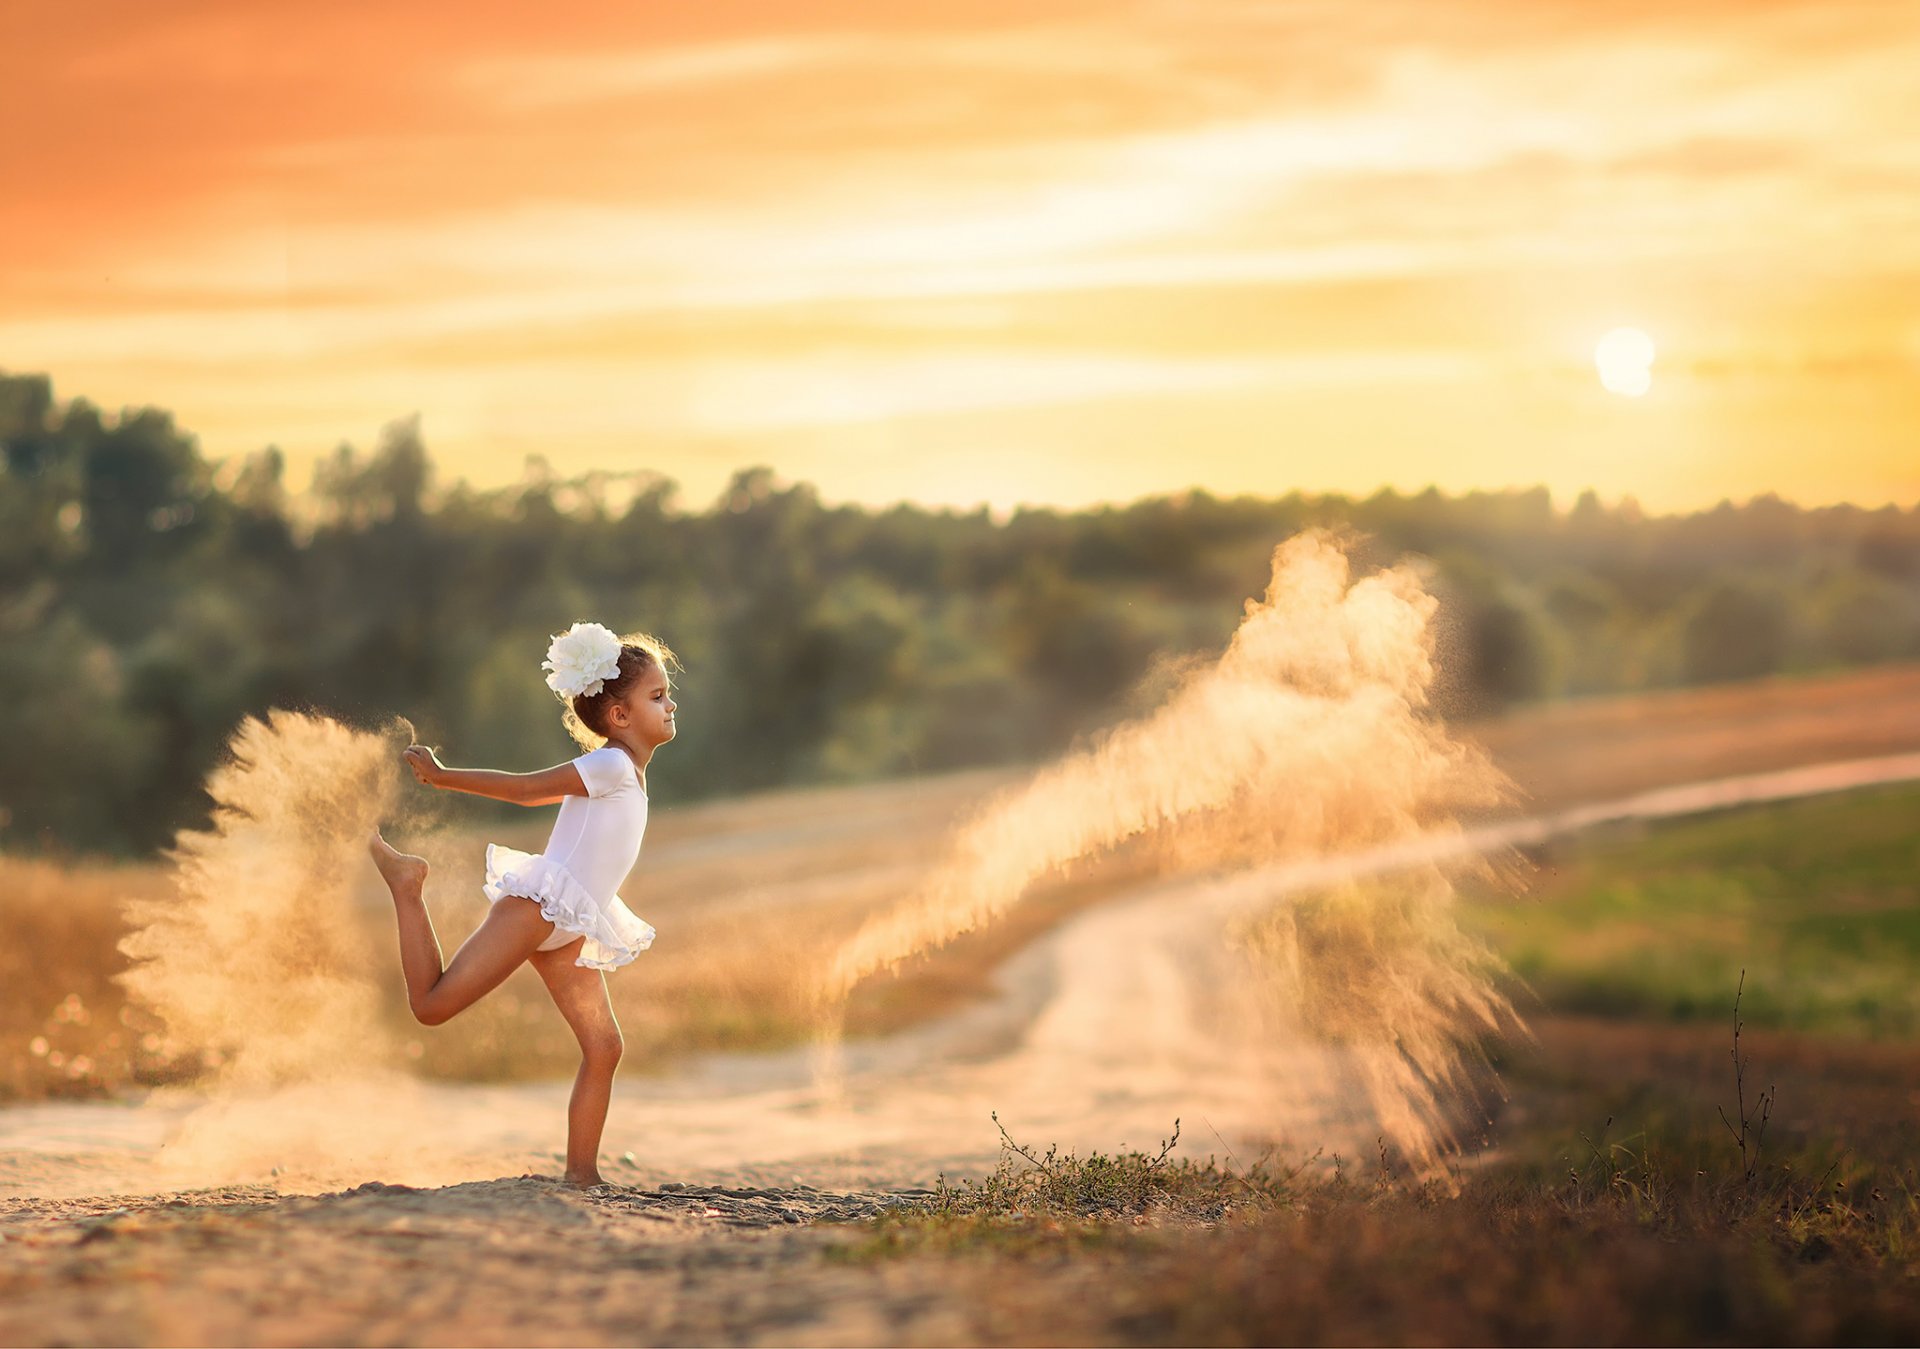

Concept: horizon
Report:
left=13, top=367, right=1918, bottom=526
left=5, top=1, right=1918, bottom=516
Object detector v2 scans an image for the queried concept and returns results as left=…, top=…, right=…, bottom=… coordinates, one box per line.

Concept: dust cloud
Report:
left=112, top=710, right=442, bottom=1185
left=815, top=527, right=1535, bottom=1173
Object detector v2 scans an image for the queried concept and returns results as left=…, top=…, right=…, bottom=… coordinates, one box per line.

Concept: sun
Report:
left=1595, top=327, right=1656, bottom=397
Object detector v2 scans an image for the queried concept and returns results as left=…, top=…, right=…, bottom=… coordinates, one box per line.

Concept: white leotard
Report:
left=481, top=746, right=657, bottom=970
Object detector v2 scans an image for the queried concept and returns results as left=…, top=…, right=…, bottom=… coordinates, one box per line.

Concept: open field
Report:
left=1460, top=661, right=1920, bottom=812
left=7, top=661, right=1920, bottom=1107
left=1, top=665, right=1919, bottom=1342
left=6, top=787, right=1920, bottom=1342
left=1460, top=779, right=1920, bottom=1038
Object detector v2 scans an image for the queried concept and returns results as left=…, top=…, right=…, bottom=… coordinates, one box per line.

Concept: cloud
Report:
left=1607, top=135, right=1807, bottom=179
left=449, top=35, right=879, bottom=107
left=6, top=0, right=1918, bottom=513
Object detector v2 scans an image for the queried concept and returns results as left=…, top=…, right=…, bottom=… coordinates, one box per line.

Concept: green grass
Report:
left=1460, top=780, right=1920, bottom=1038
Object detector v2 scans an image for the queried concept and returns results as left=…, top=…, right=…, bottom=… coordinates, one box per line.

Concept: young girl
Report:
left=368, top=622, right=678, bottom=1188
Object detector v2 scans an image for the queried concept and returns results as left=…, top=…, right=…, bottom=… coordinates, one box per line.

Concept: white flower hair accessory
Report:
left=542, top=622, right=625, bottom=699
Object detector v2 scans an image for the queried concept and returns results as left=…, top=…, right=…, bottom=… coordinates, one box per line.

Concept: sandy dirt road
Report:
left=11, top=744, right=1919, bottom=1203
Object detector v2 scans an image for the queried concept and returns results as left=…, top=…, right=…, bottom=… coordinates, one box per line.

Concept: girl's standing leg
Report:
left=370, top=833, right=553, bottom=1025
left=527, top=938, right=624, bottom=1187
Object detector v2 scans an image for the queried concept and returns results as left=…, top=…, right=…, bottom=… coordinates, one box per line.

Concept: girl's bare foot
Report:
left=562, top=1170, right=606, bottom=1189
left=369, top=831, right=429, bottom=899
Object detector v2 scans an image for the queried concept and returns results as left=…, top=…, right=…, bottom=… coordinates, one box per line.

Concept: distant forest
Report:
left=4, top=368, right=1918, bottom=855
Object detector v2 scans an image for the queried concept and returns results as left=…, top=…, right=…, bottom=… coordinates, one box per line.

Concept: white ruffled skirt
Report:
left=482, top=844, right=656, bottom=971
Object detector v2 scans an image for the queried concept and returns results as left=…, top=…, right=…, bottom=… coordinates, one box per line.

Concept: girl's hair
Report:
left=558, top=630, right=682, bottom=750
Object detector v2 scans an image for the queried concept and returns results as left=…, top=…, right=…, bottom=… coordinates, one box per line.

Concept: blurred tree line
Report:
left=4, top=369, right=1917, bottom=855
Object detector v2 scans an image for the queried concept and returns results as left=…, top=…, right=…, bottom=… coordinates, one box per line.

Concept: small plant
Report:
left=959, top=1110, right=1330, bottom=1223
left=1562, top=1114, right=1670, bottom=1221
left=925, top=1111, right=1215, bottom=1220
left=1717, top=968, right=1775, bottom=1183
left=828, top=1111, right=1325, bottom=1261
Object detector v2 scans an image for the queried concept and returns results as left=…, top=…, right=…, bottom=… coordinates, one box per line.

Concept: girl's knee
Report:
left=412, top=995, right=454, bottom=1027
left=583, top=1034, right=623, bottom=1067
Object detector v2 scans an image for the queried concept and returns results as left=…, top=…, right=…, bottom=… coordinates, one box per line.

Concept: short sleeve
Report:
left=572, top=746, right=632, bottom=799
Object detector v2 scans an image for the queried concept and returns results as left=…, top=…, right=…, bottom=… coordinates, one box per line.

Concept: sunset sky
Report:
left=4, top=0, right=1917, bottom=515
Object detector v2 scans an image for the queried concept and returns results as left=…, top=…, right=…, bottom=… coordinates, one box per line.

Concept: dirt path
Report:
left=5, top=748, right=1917, bottom=1208
left=8, top=1010, right=1919, bottom=1347
left=0, top=1177, right=981, bottom=1347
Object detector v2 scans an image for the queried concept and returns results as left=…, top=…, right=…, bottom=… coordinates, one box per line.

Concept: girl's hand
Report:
left=402, top=744, right=446, bottom=787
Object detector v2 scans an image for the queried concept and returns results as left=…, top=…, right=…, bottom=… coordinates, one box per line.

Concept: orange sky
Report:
left=4, top=0, right=1918, bottom=514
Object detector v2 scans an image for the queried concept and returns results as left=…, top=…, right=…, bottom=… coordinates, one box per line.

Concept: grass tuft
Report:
left=826, top=1112, right=1325, bottom=1262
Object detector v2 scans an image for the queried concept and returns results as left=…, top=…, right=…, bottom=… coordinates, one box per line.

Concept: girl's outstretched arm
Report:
left=402, top=745, right=587, bottom=806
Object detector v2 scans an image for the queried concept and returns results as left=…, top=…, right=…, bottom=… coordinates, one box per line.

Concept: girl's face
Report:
left=608, top=663, right=676, bottom=746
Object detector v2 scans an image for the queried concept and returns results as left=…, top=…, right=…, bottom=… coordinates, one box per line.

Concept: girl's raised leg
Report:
left=527, top=938, right=624, bottom=1187
left=369, top=832, right=553, bottom=1026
